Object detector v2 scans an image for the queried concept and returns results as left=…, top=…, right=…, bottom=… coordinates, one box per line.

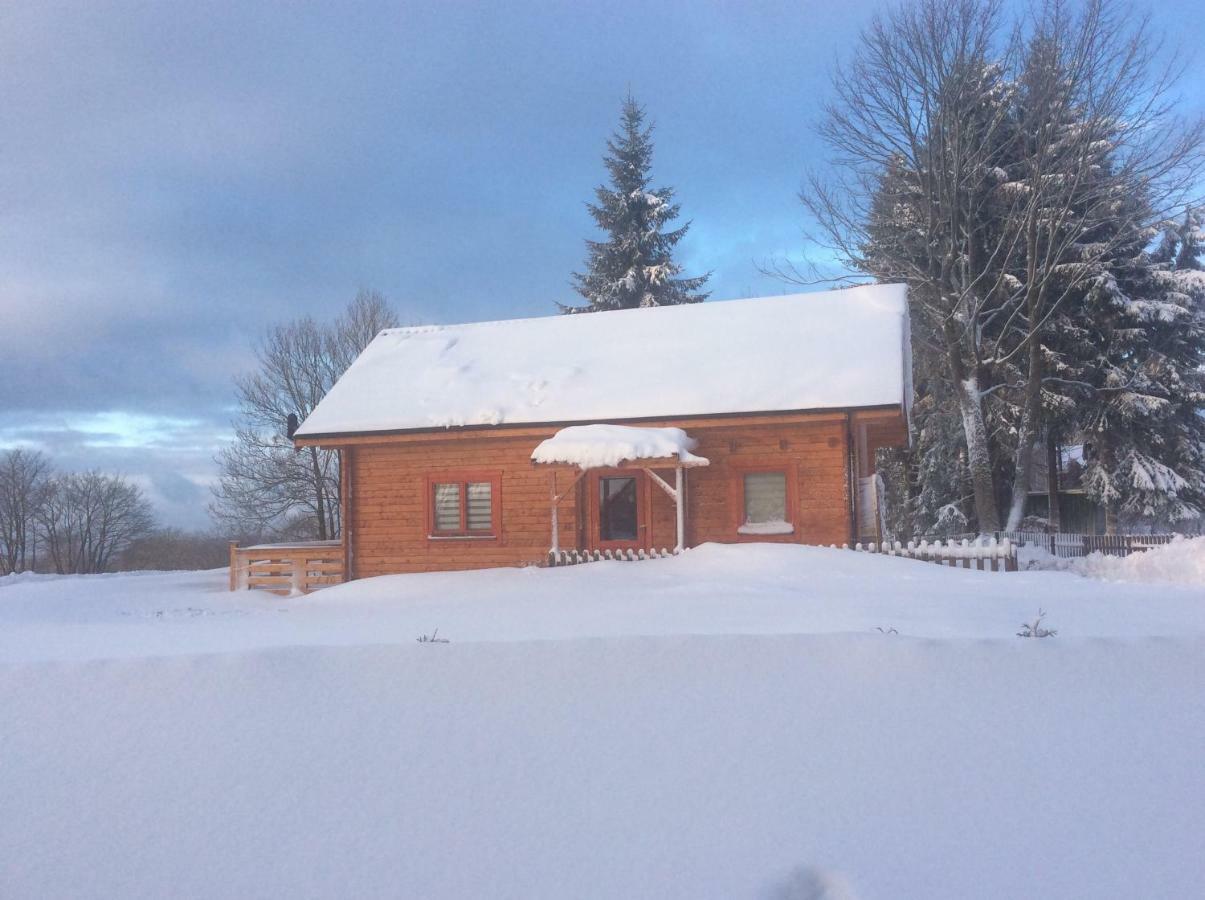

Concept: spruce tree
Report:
left=567, top=94, right=709, bottom=312
left=1074, top=203, right=1205, bottom=530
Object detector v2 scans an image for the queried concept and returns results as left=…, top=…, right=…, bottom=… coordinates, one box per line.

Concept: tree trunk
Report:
left=955, top=373, right=1002, bottom=532
left=1045, top=433, right=1061, bottom=532
left=1006, top=341, right=1044, bottom=531
left=942, top=317, right=1001, bottom=532
left=1099, top=439, right=1118, bottom=535
left=311, top=447, right=328, bottom=542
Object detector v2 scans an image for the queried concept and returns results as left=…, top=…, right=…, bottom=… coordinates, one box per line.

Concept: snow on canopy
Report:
left=531, top=425, right=709, bottom=469
left=295, top=284, right=911, bottom=437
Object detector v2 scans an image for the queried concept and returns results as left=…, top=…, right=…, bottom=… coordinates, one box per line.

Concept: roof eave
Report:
left=293, top=402, right=906, bottom=447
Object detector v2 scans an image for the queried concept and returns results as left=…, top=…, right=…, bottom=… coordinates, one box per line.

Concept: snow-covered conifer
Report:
left=1074, top=204, right=1205, bottom=530
left=567, top=94, right=709, bottom=312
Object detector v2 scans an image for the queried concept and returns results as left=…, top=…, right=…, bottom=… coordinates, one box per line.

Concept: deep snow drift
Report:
left=1, top=544, right=1202, bottom=899
left=1067, top=535, right=1205, bottom=585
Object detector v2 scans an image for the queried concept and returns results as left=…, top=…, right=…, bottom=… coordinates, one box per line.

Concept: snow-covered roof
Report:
left=296, top=284, right=911, bottom=438
left=531, top=425, right=709, bottom=469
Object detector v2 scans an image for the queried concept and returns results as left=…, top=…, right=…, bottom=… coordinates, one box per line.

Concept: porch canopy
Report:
left=531, top=424, right=709, bottom=554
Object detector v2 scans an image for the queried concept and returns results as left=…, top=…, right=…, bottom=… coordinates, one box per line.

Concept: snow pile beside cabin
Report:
left=531, top=424, right=707, bottom=469
left=295, top=284, right=911, bottom=436
left=1071, top=535, right=1205, bottom=586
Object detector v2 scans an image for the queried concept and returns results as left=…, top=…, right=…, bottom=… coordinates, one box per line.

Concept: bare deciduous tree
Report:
left=210, top=290, right=401, bottom=540
left=0, top=448, right=51, bottom=574
left=36, top=471, right=155, bottom=574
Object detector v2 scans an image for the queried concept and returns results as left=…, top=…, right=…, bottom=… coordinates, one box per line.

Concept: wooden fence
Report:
left=228, top=541, right=344, bottom=594
left=841, top=537, right=1018, bottom=572
left=918, top=531, right=1181, bottom=560
left=1004, top=531, right=1178, bottom=559
left=547, top=547, right=679, bottom=567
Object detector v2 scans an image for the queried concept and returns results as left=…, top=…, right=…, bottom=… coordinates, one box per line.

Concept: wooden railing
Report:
left=228, top=541, right=344, bottom=594
left=547, top=547, right=679, bottom=567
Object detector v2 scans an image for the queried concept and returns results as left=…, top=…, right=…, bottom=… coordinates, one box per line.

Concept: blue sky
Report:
left=1, top=0, right=1202, bottom=528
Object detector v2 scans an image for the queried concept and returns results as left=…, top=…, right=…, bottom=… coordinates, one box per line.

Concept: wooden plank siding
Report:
left=345, top=412, right=872, bottom=577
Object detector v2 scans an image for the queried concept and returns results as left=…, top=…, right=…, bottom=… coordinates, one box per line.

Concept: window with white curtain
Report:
left=739, top=471, right=793, bottom=535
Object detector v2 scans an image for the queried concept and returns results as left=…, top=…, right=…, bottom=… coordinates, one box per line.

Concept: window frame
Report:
left=425, top=471, right=502, bottom=541
left=728, top=461, right=798, bottom=542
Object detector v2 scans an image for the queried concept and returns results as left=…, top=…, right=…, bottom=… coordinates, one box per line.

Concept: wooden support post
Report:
left=550, top=471, right=559, bottom=555
left=290, top=555, right=302, bottom=595
left=228, top=541, right=238, bottom=592
left=675, top=466, right=685, bottom=553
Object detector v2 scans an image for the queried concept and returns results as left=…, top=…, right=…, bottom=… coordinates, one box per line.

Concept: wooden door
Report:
left=587, top=470, right=651, bottom=552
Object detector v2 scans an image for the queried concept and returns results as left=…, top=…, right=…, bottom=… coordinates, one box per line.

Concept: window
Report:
left=737, top=470, right=794, bottom=536
left=428, top=474, right=499, bottom=538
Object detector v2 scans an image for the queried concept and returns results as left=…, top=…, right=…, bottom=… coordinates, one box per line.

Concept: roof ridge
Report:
left=377, top=284, right=900, bottom=337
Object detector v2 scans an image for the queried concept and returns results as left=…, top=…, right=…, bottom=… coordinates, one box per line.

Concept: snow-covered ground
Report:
left=2, top=543, right=1202, bottom=898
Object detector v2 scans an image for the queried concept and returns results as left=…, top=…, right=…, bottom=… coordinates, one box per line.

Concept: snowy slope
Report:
left=2, top=545, right=1203, bottom=899
left=295, top=284, right=910, bottom=436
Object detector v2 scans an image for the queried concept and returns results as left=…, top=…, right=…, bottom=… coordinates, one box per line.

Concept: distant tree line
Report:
left=0, top=449, right=156, bottom=574
left=0, top=448, right=241, bottom=575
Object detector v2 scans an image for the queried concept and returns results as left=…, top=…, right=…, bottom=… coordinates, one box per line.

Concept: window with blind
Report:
left=738, top=470, right=794, bottom=535
left=428, top=475, right=498, bottom=537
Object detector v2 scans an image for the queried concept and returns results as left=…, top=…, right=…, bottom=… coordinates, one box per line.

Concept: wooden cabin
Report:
left=294, top=284, right=912, bottom=578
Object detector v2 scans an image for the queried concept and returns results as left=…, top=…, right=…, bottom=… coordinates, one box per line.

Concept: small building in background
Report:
left=1024, top=443, right=1107, bottom=535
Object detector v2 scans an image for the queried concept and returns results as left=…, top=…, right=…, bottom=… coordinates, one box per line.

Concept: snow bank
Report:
left=531, top=424, right=708, bottom=469
left=3, top=635, right=1202, bottom=899
left=295, top=284, right=910, bottom=436
left=2, top=546, right=1204, bottom=897
left=3, top=544, right=1203, bottom=664
left=1069, top=535, right=1205, bottom=586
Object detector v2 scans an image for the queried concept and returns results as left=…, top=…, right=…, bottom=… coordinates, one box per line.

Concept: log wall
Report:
left=345, top=412, right=884, bottom=576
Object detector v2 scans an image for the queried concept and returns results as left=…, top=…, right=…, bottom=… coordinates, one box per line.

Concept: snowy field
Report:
left=2, top=543, right=1203, bottom=899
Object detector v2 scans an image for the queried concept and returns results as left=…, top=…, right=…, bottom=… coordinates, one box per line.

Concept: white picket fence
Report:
left=547, top=547, right=679, bottom=567
left=836, top=537, right=1018, bottom=572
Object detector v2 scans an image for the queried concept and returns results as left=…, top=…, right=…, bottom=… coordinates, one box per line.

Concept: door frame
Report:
left=586, top=469, right=652, bottom=552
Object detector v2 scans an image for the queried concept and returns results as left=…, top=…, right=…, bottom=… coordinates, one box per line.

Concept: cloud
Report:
left=0, top=411, right=229, bottom=530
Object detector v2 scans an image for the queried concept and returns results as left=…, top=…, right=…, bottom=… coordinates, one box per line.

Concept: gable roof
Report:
left=295, top=283, right=911, bottom=438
